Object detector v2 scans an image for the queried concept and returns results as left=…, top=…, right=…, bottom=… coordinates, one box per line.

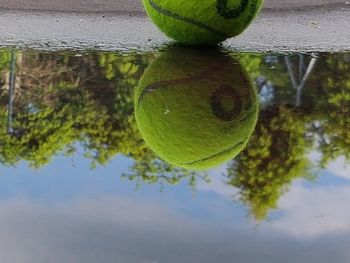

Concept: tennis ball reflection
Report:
left=135, top=47, right=258, bottom=170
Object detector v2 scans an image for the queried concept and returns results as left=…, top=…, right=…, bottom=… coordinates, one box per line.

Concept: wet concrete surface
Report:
left=0, top=0, right=349, bottom=52
left=0, top=0, right=347, bottom=12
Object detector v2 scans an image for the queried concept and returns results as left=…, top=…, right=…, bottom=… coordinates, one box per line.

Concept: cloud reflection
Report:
left=1, top=188, right=350, bottom=263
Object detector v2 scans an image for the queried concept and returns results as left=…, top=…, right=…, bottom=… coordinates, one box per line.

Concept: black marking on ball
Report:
left=211, top=84, right=242, bottom=122
left=148, top=0, right=228, bottom=38
left=247, top=0, right=260, bottom=21
left=216, top=0, right=249, bottom=19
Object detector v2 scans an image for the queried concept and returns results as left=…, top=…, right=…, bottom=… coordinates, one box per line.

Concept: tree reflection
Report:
left=0, top=49, right=349, bottom=219
left=228, top=53, right=350, bottom=219
left=227, top=105, right=313, bottom=220
left=0, top=49, right=207, bottom=187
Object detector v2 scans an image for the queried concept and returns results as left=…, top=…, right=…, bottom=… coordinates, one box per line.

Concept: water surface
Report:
left=0, top=48, right=350, bottom=262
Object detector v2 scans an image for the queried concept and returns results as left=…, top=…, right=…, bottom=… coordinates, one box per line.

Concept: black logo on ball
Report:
left=216, top=0, right=249, bottom=19
left=211, top=84, right=242, bottom=122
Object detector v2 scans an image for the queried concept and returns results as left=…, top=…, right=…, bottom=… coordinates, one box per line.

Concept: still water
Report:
left=0, top=47, right=350, bottom=262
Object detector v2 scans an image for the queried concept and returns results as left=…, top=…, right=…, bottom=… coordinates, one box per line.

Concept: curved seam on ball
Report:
left=148, top=0, right=228, bottom=38
left=137, top=65, right=218, bottom=107
left=182, top=139, right=246, bottom=166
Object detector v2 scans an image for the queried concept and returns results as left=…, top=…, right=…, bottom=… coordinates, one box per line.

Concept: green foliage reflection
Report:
left=0, top=49, right=349, bottom=220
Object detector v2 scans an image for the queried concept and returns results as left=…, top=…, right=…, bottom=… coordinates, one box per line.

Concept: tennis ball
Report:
left=143, top=0, right=263, bottom=45
left=134, top=47, right=258, bottom=170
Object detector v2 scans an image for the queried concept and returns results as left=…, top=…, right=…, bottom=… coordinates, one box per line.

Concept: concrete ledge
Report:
left=0, top=1, right=349, bottom=52
left=0, top=0, right=347, bottom=13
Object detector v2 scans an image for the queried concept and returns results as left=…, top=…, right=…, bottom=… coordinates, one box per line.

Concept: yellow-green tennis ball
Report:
left=134, top=47, right=258, bottom=170
left=143, top=0, right=264, bottom=45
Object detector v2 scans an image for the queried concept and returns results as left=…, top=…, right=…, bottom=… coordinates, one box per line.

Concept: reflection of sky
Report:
left=1, top=152, right=350, bottom=262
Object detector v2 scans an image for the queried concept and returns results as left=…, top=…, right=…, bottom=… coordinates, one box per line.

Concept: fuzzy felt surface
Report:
left=143, top=0, right=264, bottom=45
left=135, top=47, right=259, bottom=170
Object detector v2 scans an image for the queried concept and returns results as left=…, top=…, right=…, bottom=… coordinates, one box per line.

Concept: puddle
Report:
left=1, top=47, right=350, bottom=262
